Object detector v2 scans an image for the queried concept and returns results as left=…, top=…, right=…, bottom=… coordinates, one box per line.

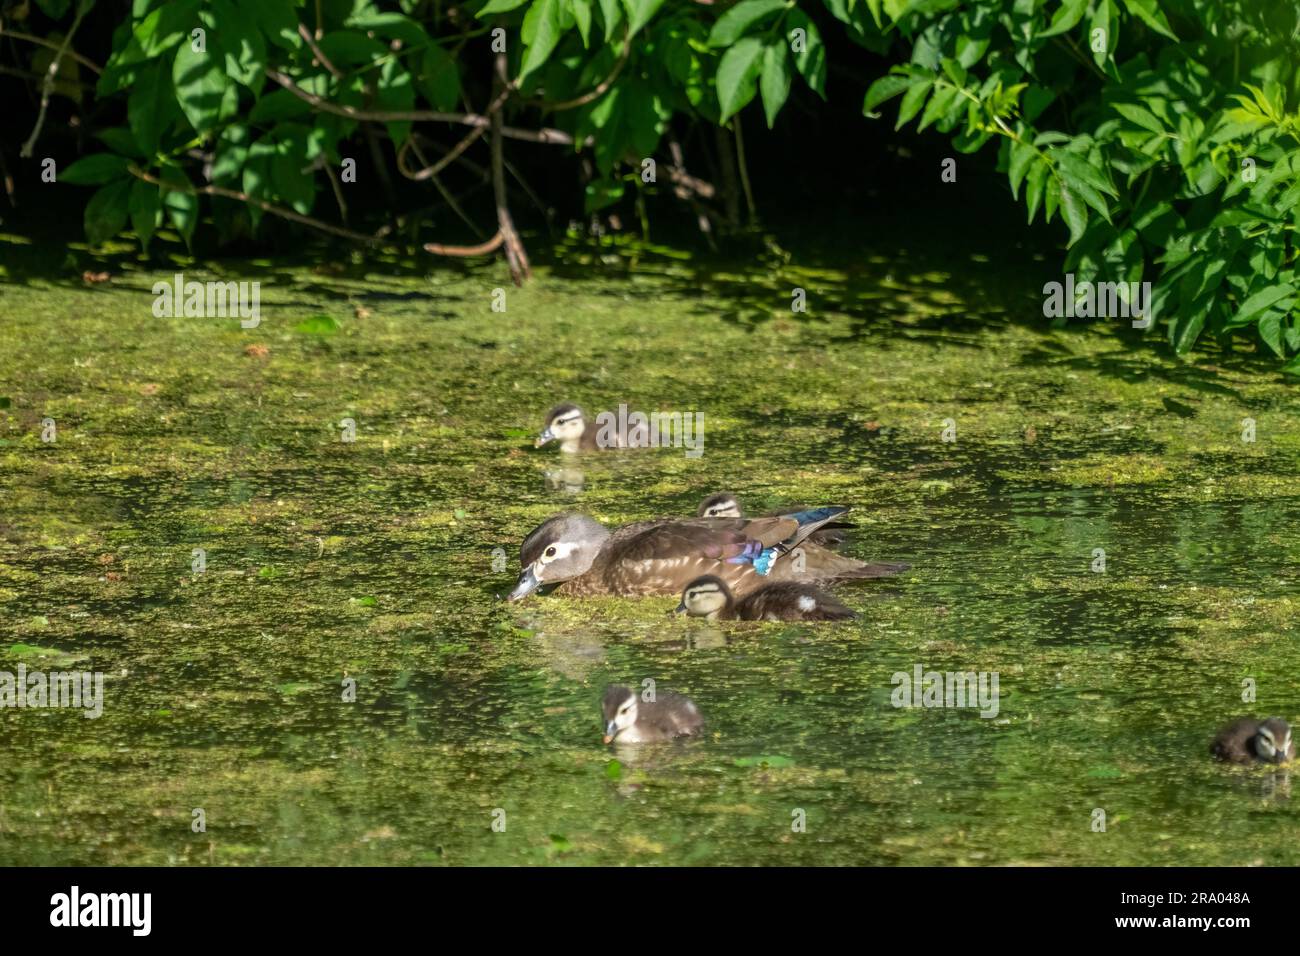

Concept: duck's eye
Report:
left=544, top=546, right=557, bottom=558
left=619, top=706, right=631, bottom=715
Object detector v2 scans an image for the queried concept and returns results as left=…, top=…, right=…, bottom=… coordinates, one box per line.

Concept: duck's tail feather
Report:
left=778, top=506, right=850, bottom=552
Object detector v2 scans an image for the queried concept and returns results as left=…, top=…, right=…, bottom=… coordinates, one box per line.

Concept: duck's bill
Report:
left=534, top=427, right=555, bottom=448
left=506, top=565, right=540, bottom=601
left=672, top=602, right=687, bottom=615
left=601, top=734, right=614, bottom=745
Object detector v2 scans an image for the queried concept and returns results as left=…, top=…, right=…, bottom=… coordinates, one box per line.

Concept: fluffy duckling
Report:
left=535, top=403, right=648, bottom=453
left=1211, top=716, right=1295, bottom=765
left=602, top=685, right=704, bottom=744
left=675, top=574, right=855, bottom=622
left=698, top=493, right=852, bottom=548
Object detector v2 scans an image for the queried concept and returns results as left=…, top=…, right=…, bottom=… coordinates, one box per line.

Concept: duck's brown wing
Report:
left=594, top=519, right=791, bottom=596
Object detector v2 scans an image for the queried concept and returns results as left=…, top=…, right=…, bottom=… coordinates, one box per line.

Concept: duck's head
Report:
left=602, top=685, right=638, bottom=743
left=536, top=403, right=586, bottom=451
left=1254, top=717, right=1293, bottom=764
left=507, top=513, right=610, bottom=601
left=675, top=575, right=733, bottom=618
left=698, top=493, right=742, bottom=518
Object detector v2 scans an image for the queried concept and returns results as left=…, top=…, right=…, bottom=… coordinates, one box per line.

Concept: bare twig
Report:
left=20, top=5, right=88, bottom=158
left=127, top=164, right=394, bottom=245
left=298, top=23, right=343, bottom=79
left=491, top=49, right=529, bottom=284
left=425, top=231, right=504, bottom=257
left=264, top=68, right=576, bottom=144
left=732, top=119, right=757, bottom=226
left=409, top=137, right=486, bottom=239
left=0, top=24, right=102, bottom=74
left=537, top=37, right=631, bottom=111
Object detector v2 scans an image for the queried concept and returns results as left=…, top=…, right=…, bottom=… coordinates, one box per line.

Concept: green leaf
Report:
left=1024, top=158, right=1045, bottom=222
left=1040, top=0, right=1088, bottom=38
left=786, top=8, right=825, bottom=97
left=707, top=0, right=786, bottom=47
left=895, top=75, right=933, bottom=129
left=96, top=127, right=145, bottom=159
left=376, top=60, right=415, bottom=146
left=759, top=42, right=792, bottom=128
left=917, top=84, right=958, bottom=132
left=209, top=0, right=265, bottom=88
left=1121, top=0, right=1177, bottom=40
left=623, top=0, right=666, bottom=36
left=1171, top=296, right=1211, bottom=353
left=584, top=179, right=624, bottom=213
left=1053, top=150, right=1118, bottom=196
left=1008, top=141, right=1036, bottom=199
left=571, top=0, right=593, bottom=46
left=1258, top=312, right=1286, bottom=358
left=1232, top=283, right=1296, bottom=328
left=159, top=165, right=198, bottom=248
left=520, top=0, right=566, bottom=81
left=62, top=153, right=132, bottom=185
left=863, top=73, right=912, bottom=115
left=128, top=60, right=178, bottom=156
left=133, top=0, right=198, bottom=58
left=173, top=33, right=239, bottom=136
left=419, top=44, right=461, bottom=112
left=1059, top=182, right=1089, bottom=244
left=597, top=0, right=623, bottom=41
left=477, top=0, right=529, bottom=14
left=1090, top=0, right=1111, bottom=67
left=716, top=36, right=765, bottom=123
left=244, top=0, right=303, bottom=50
left=1114, top=102, right=1163, bottom=134
left=129, top=177, right=161, bottom=251
left=295, top=314, right=341, bottom=335
left=84, top=178, right=132, bottom=245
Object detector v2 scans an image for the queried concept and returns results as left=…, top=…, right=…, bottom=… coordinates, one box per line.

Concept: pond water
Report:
left=1, top=232, right=1297, bottom=864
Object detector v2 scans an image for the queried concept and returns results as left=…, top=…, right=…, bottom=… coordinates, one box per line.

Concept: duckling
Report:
left=602, top=685, right=703, bottom=744
left=507, top=507, right=908, bottom=601
left=1211, top=716, right=1295, bottom=765
left=535, top=403, right=647, bottom=453
left=698, top=492, right=852, bottom=548
left=675, top=575, right=855, bottom=621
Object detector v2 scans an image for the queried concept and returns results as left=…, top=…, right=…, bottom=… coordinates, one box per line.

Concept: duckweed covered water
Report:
left=1, top=232, right=1298, bottom=865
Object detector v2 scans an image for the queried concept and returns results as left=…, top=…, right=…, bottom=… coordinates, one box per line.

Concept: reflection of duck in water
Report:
left=543, top=466, right=585, bottom=495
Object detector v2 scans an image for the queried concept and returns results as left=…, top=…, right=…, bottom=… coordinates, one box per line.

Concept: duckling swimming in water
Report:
left=602, top=685, right=704, bottom=744
left=675, top=574, right=855, bottom=621
left=535, top=403, right=648, bottom=453
left=1211, top=716, right=1295, bottom=765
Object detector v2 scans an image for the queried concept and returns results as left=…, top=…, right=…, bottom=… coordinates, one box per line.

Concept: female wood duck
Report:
left=602, top=685, right=703, bottom=744
left=675, top=575, right=855, bottom=621
left=506, top=507, right=908, bottom=601
left=698, top=492, right=852, bottom=548
left=535, top=403, right=647, bottom=453
left=1211, top=716, right=1295, bottom=764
